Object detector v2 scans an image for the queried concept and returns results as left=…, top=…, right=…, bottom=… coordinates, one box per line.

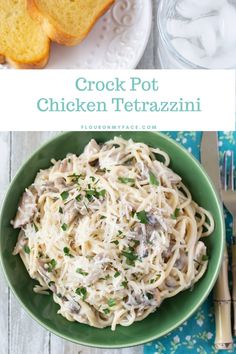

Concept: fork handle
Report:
left=232, top=244, right=236, bottom=336
left=214, top=245, right=233, bottom=349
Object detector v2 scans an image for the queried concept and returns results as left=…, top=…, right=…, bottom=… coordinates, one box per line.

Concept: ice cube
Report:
left=189, top=0, right=227, bottom=11
left=205, top=47, right=236, bottom=68
left=171, top=38, right=205, bottom=66
left=176, top=0, right=208, bottom=19
left=166, top=19, right=189, bottom=37
left=176, top=0, right=227, bottom=19
left=199, top=25, right=218, bottom=57
left=219, top=4, right=236, bottom=48
left=187, top=16, right=218, bottom=37
left=167, top=16, right=218, bottom=39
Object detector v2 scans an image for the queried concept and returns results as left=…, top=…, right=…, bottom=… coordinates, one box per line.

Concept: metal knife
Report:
left=201, top=132, right=233, bottom=350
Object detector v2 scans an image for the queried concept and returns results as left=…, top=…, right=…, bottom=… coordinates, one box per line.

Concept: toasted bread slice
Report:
left=27, top=0, right=115, bottom=46
left=0, top=0, right=50, bottom=68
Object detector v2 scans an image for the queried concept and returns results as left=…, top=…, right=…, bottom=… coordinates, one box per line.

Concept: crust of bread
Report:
left=27, top=0, right=115, bottom=46
left=0, top=44, right=50, bottom=69
left=0, top=0, right=50, bottom=69
left=0, top=54, right=5, bottom=64
left=7, top=49, right=50, bottom=69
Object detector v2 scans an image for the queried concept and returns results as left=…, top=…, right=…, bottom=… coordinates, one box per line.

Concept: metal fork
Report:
left=221, top=151, right=236, bottom=336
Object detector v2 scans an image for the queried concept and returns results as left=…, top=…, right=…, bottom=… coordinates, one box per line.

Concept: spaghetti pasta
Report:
left=12, top=137, right=214, bottom=330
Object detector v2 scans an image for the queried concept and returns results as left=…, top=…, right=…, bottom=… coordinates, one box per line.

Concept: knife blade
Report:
left=201, top=131, right=233, bottom=350
left=201, top=131, right=221, bottom=195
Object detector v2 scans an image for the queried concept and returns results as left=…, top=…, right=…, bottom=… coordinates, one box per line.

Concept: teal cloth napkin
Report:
left=144, top=132, right=236, bottom=354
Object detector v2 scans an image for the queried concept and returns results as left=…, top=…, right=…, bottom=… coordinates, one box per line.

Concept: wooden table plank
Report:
left=138, top=0, right=159, bottom=69
left=0, top=132, right=11, bottom=354
left=51, top=339, right=143, bottom=354
left=9, top=132, right=57, bottom=354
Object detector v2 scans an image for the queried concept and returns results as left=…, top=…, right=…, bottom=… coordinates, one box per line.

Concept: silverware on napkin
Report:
left=221, top=151, right=236, bottom=337
left=201, top=132, right=233, bottom=350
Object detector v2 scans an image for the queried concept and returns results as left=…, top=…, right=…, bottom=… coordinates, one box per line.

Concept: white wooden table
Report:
left=0, top=1, right=160, bottom=353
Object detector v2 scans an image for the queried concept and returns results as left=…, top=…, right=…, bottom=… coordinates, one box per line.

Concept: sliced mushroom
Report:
left=174, top=251, right=188, bottom=271
left=13, top=187, right=37, bottom=229
left=63, top=200, right=79, bottom=225
left=54, top=177, right=67, bottom=191
left=34, top=181, right=59, bottom=195
left=64, top=295, right=82, bottom=314
left=84, top=139, right=100, bottom=156
left=194, top=241, right=207, bottom=262
left=153, top=161, right=181, bottom=184
left=12, top=230, right=27, bottom=255
left=166, top=275, right=178, bottom=288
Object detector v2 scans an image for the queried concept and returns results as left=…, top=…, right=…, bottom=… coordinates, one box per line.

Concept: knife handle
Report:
left=214, top=245, right=233, bottom=349
left=232, top=244, right=236, bottom=336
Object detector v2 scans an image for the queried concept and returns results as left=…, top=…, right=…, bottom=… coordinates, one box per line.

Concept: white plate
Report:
left=0, top=0, right=152, bottom=70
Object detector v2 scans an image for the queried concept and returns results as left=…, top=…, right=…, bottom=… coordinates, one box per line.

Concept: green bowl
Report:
left=0, top=132, right=224, bottom=348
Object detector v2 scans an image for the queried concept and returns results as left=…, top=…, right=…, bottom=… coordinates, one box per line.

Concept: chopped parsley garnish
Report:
left=114, top=271, right=120, bottom=278
left=103, top=308, right=110, bottom=315
left=90, top=176, right=96, bottom=182
left=111, top=240, right=119, bottom=246
left=150, top=275, right=160, bottom=284
left=86, top=255, right=94, bottom=260
left=100, top=215, right=106, bottom=220
left=60, top=191, right=69, bottom=201
left=202, top=255, right=209, bottom=261
left=171, top=208, right=180, bottom=220
left=63, top=247, right=73, bottom=257
left=48, top=281, right=55, bottom=287
left=122, top=250, right=139, bottom=266
left=121, top=280, right=128, bottom=289
left=85, top=189, right=106, bottom=201
left=61, top=223, right=68, bottom=231
left=63, top=247, right=70, bottom=255
left=85, top=189, right=96, bottom=200
left=75, top=287, right=87, bottom=301
left=23, top=245, right=30, bottom=254
left=147, top=292, right=154, bottom=300
left=33, top=223, right=38, bottom=232
left=76, top=268, right=89, bottom=276
left=75, top=194, right=82, bottom=202
left=48, top=259, right=57, bottom=272
left=105, top=274, right=110, bottom=280
left=149, top=171, right=159, bottom=186
left=108, top=298, right=116, bottom=307
left=68, top=174, right=83, bottom=183
left=130, top=240, right=140, bottom=248
left=99, top=189, right=106, bottom=197
left=116, top=230, right=124, bottom=239
left=136, top=210, right=149, bottom=224
left=97, top=168, right=108, bottom=173
left=59, top=207, right=63, bottom=214
left=118, top=177, right=135, bottom=186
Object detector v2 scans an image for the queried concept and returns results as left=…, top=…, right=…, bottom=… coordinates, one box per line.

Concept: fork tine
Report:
left=223, top=152, right=228, bottom=190
left=229, top=151, right=234, bottom=191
